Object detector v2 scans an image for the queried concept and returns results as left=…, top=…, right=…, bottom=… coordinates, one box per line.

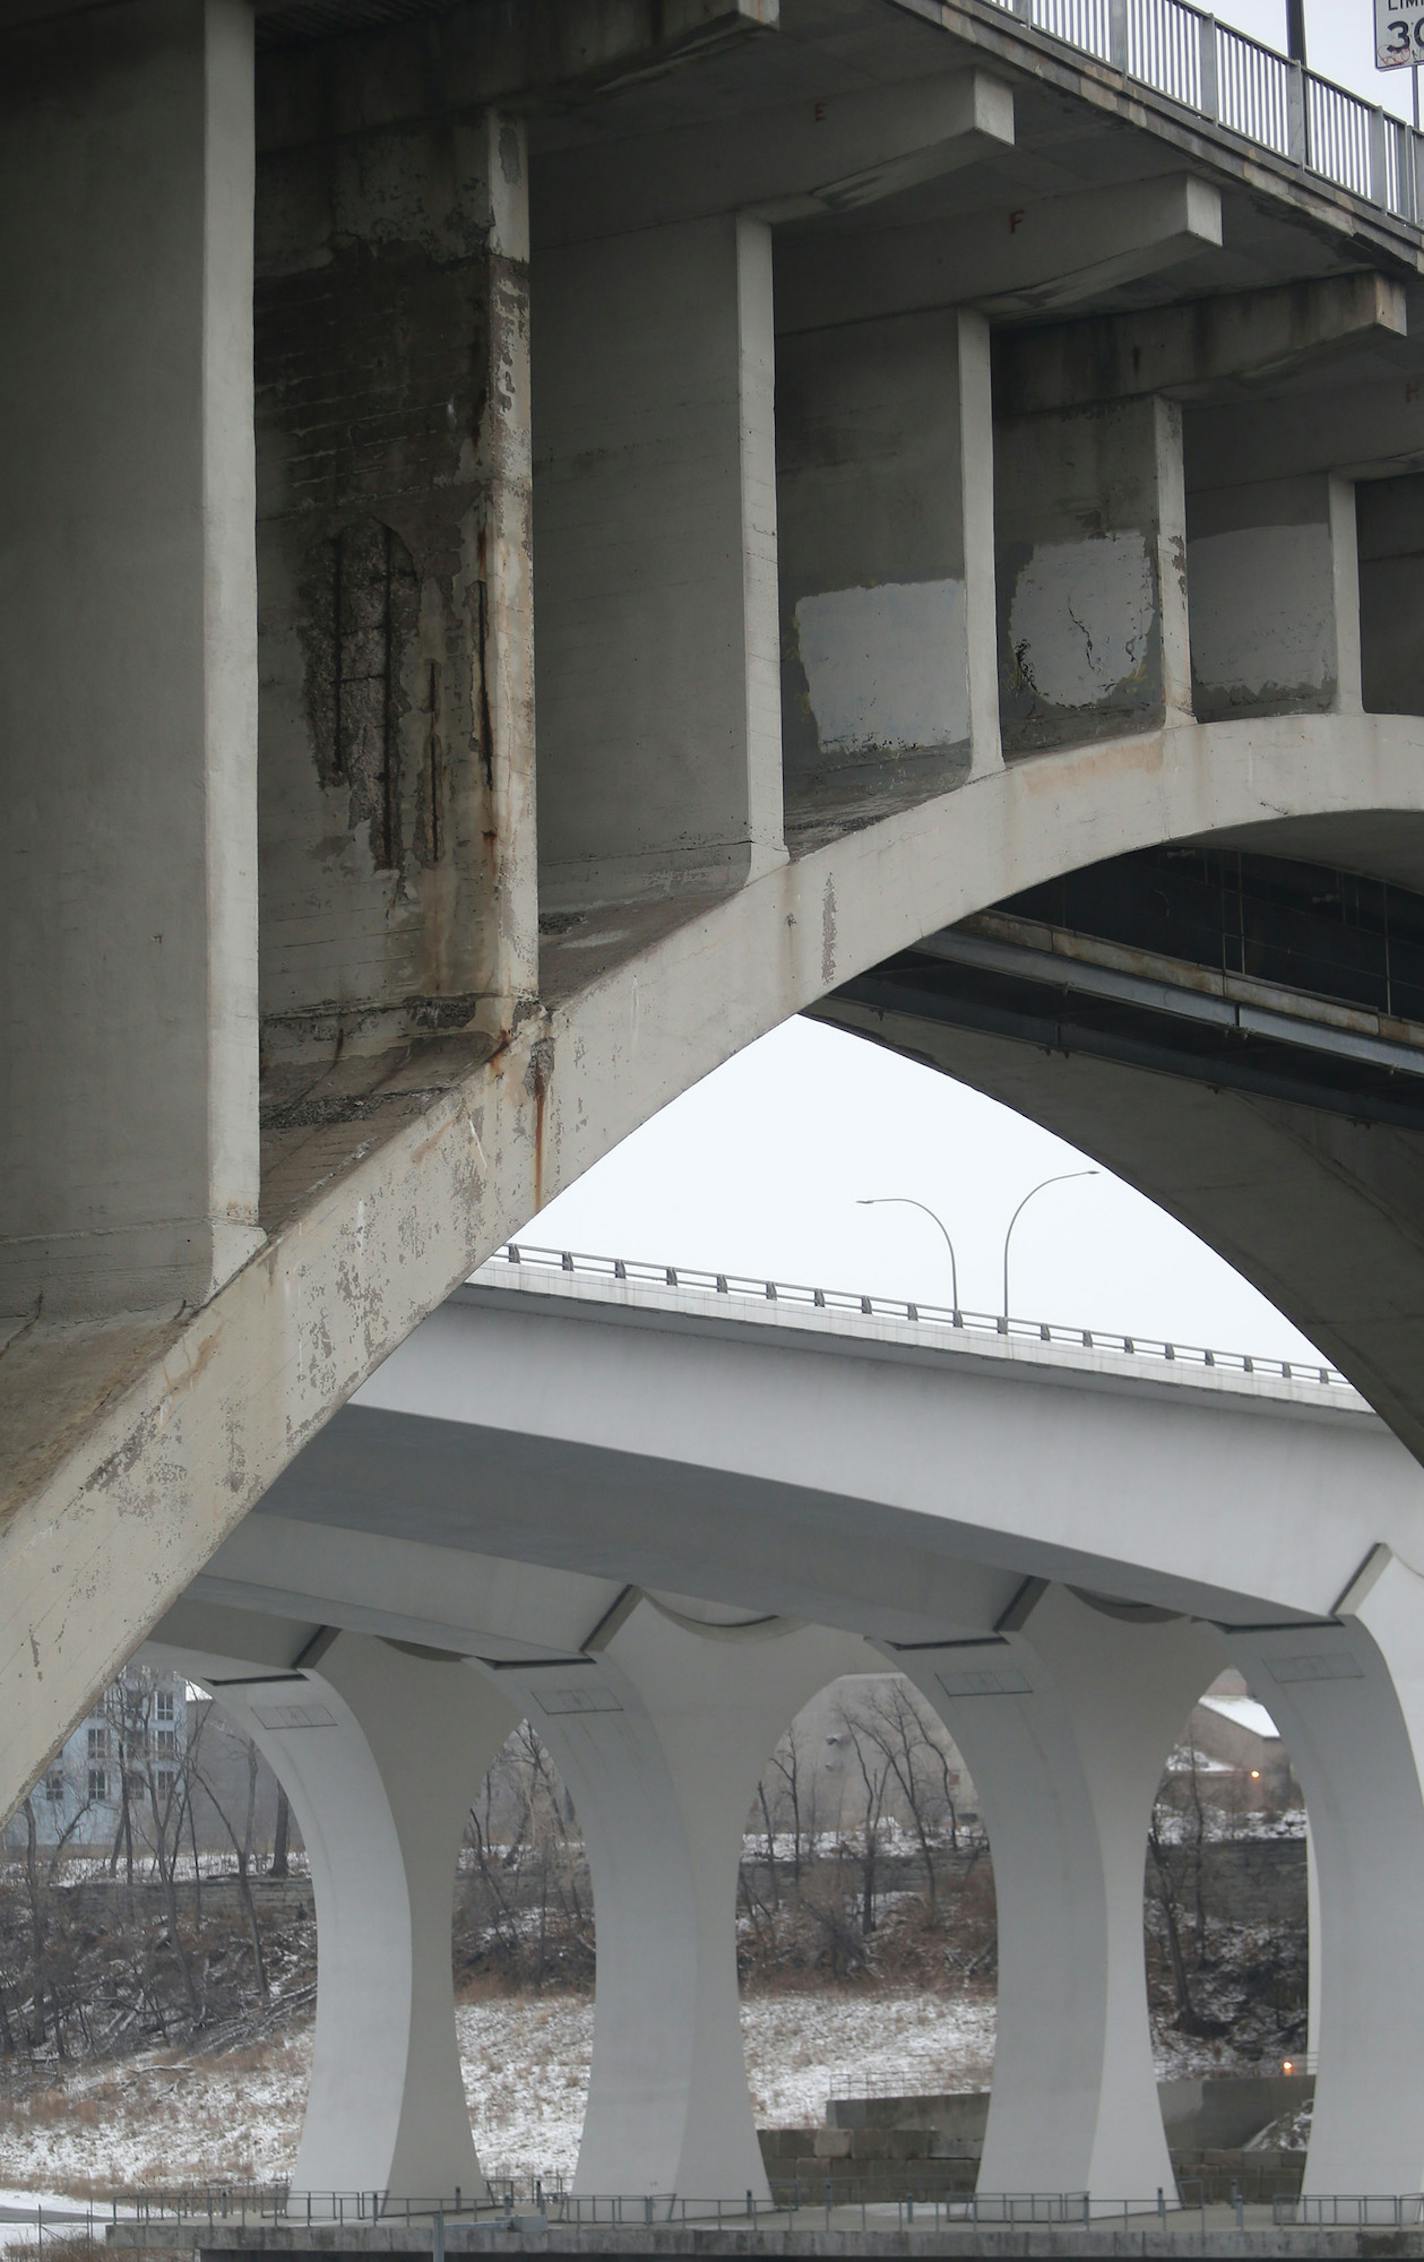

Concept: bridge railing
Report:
left=484, top=1243, right=1350, bottom=1392
left=979, top=0, right=1422, bottom=224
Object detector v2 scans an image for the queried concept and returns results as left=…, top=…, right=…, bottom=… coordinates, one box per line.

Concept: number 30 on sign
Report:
left=1378, top=0, right=1424, bottom=67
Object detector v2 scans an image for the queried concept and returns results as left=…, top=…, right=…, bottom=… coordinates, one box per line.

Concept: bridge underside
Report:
left=9, top=0, right=1424, bottom=2215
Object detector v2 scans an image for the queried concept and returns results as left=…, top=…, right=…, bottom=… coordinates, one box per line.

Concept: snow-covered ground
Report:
left=0, top=1983, right=1289, bottom=2203
left=0, top=1991, right=996, bottom=2197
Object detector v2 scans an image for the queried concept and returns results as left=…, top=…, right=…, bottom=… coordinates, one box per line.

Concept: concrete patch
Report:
left=796, top=580, right=969, bottom=758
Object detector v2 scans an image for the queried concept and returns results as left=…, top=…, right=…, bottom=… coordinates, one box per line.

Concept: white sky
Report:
left=1212, top=0, right=1417, bottom=117
left=522, top=1017, right=1326, bottom=1365
left=523, top=0, right=1394, bottom=1371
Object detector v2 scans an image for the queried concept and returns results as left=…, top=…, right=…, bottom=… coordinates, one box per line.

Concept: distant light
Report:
left=1283, top=2060, right=1295, bottom=2076
left=1250, top=1768, right=1262, bottom=1781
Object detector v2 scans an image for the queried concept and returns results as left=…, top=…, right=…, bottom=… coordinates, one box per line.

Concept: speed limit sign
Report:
left=1378, top=0, right=1424, bottom=68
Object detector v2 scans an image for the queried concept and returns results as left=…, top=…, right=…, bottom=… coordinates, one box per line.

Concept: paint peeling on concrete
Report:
left=795, top=579, right=969, bottom=757
left=1189, top=524, right=1335, bottom=713
left=1007, top=534, right=1155, bottom=711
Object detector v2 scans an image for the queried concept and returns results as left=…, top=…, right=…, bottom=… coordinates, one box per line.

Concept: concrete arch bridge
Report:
left=11, top=0, right=1424, bottom=2164
left=148, top=1249, right=1424, bottom=2207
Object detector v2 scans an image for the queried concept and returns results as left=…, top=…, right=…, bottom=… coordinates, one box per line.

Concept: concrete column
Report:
left=1357, top=471, right=1424, bottom=716
left=0, top=0, right=260, bottom=1319
left=896, top=1588, right=1223, bottom=2201
left=534, top=217, right=785, bottom=910
left=206, top=1634, right=516, bottom=2198
left=776, top=309, right=998, bottom=837
left=256, top=92, right=535, bottom=1075
left=1188, top=475, right=1361, bottom=721
left=996, top=398, right=1191, bottom=757
left=490, top=1600, right=865, bottom=2198
left=1230, top=1552, right=1424, bottom=2196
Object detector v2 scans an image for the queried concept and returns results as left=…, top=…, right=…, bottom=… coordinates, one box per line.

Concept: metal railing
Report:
left=1275, top=2193, right=1424, bottom=2226
left=979, top=0, right=1422, bottom=225
left=482, top=1242, right=1351, bottom=1394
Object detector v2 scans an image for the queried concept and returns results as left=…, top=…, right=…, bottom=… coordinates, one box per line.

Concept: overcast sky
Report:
left=1210, top=0, right=1416, bottom=116
left=519, top=0, right=1393, bottom=1368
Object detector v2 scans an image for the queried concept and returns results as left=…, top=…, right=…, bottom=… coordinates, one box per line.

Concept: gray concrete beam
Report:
left=1189, top=474, right=1361, bottom=723
left=775, top=174, right=1222, bottom=336
left=999, top=275, right=1408, bottom=418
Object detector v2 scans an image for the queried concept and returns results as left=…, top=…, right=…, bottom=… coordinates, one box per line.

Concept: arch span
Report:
left=10, top=710, right=1424, bottom=1824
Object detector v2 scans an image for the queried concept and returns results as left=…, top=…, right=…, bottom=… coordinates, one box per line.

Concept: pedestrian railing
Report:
left=1275, top=2192, right=1424, bottom=2226
left=483, top=1242, right=1350, bottom=1393
left=977, top=0, right=1422, bottom=225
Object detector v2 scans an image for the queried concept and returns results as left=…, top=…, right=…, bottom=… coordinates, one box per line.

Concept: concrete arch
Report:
left=893, top=1589, right=1226, bottom=2203
left=483, top=1602, right=874, bottom=2200
left=11, top=711, right=1424, bottom=1826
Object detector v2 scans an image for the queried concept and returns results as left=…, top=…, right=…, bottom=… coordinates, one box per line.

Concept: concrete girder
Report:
left=894, top=1591, right=1225, bottom=2202
left=487, top=1601, right=872, bottom=2200
left=14, top=712, right=1424, bottom=1825
left=998, top=274, right=1409, bottom=417
left=774, top=174, right=1223, bottom=335
left=535, top=69, right=1014, bottom=243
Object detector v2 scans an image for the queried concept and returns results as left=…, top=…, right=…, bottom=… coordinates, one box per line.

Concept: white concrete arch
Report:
left=483, top=1598, right=874, bottom=2200
left=162, top=1628, right=517, bottom=2201
left=1230, top=1551, right=1424, bottom=2199
left=894, top=1588, right=1226, bottom=2203
left=12, top=710, right=1424, bottom=1826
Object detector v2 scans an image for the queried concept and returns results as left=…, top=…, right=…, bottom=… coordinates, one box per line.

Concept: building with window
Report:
left=2, top=1665, right=188, bottom=1853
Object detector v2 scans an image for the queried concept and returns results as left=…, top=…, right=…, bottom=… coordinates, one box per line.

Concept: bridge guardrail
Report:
left=978, top=0, right=1422, bottom=224
left=485, top=1243, right=1350, bottom=1394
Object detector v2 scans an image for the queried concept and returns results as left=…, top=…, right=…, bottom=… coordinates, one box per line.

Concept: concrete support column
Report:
left=207, top=1634, right=516, bottom=2197
left=490, top=1601, right=865, bottom=2197
left=1230, top=1552, right=1424, bottom=2196
left=776, top=309, right=999, bottom=832
left=534, top=217, right=785, bottom=909
left=256, top=95, right=536, bottom=1074
left=1357, top=471, right=1424, bottom=716
left=0, top=0, right=260, bottom=1319
left=996, top=398, right=1191, bottom=756
left=1189, top=475, right=1361, bottom=720
left=897, top=1588, right=1223, bottom=2200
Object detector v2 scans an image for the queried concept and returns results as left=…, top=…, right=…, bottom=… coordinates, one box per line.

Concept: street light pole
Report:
left=857, top=1197, right=961, bottom=1320
left=1000, top=1170, right=1100, bottom=1326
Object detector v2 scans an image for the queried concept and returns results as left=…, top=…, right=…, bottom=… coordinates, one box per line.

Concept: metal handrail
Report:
left=979, top=0, right=1421, bottom=226
left=478, top=1242, right=1351, bottom=1394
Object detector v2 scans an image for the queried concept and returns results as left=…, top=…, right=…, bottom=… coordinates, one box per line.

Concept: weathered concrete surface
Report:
left=0, top=0, right=262, bottom=1320
left=12, top=712, right=1424, bottom=1827
left=189, top=2220, right=1424, bottom=2258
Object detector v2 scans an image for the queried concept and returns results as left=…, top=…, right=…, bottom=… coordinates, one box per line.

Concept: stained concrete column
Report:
left=777, top=309, right=998, bottom=834
left=256, top=93, right=535, bottom=1077
left=1358, top=471, right=1424, bottom=716
left=534, top=217, right=785, bottom=909
left=996, top=398, right=1191, bottom=757
left=0, top=0, right=260, bottom=1319
left=896, top=1587, right=1223, bottom=2201
left=1189, top=475, right=1361, bottom=721
left=1230, top=1551, right=1424, bottom=2196
left=490, top=1600, right=866, bottom=2198
left=207, top=1634, right=516, bottom=2198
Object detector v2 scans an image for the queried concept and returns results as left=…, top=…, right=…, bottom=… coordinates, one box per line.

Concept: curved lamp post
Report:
left=856, top=1196, right=961, bottom=1321
left=1001, top=1170, right=1099, bottom=1326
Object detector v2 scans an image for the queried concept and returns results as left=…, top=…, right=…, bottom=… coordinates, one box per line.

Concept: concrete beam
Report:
left=775, top=174, right=1221, bottom=336
left=535, top=213, right=785, bottom=907
left=1189, top=474, right=1362, bottom=723
left=999, top=274, right=1408, bottom=417
left=996, top=397, right=1191, bottom=755
left=0, top=0, right=261, bottom=1319
left=1186, top=374, right=1424, bottom=489
left=535, top=70, right=1013, bottom=245
left=777, top=308, right=998, bottom=833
